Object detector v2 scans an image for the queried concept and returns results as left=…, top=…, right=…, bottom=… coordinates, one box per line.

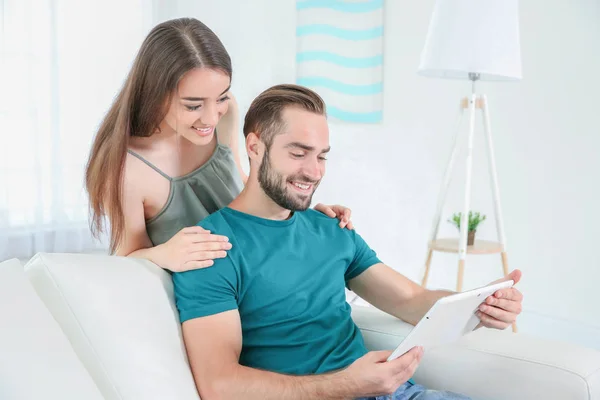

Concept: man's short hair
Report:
left=243, top=84, right=327, bottom=148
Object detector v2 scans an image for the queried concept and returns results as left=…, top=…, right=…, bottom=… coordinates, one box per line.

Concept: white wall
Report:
left=156, top=0, right=600, bottom=350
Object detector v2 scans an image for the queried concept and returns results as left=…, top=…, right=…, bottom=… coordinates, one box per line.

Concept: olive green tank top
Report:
left=127, top=142, right=244, bottom=246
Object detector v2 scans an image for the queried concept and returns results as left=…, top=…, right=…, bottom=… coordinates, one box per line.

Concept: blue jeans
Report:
left=355, top=381, right=472, bottom=400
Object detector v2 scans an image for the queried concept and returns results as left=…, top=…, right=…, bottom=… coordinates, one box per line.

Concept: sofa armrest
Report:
left=351, top=304, right=600, bottom=400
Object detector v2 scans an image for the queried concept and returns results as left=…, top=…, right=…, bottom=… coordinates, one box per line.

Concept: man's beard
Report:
left=258, top=148, right=319, bottom=212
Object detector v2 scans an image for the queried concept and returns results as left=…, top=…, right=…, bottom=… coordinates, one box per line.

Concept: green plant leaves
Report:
left=448, top=211, right=486, bottom=232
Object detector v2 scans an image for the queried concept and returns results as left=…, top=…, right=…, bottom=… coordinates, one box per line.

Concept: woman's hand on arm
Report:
left=123, top=225, right=233, bottom=272
left=149, top=226, right=232, bottom=272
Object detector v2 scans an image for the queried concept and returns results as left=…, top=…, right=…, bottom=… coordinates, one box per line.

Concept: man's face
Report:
left=258, top=107, right=330, bottom=211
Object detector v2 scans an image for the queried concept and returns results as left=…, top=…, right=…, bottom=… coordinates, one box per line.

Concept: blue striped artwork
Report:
left=296, top=52, right=382, bottom=68
left=297, top=0, right=383, bottom=13
left=296, top=77, right=383, bottom=96
left=296, top=0, right=384, bottom=123
left=297, top=25, right=383, bottom=41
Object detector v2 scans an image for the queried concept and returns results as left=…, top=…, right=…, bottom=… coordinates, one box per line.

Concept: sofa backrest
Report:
left=0, top=258, right=104, bottom=400
left=24, top=253, right=200, bottom=400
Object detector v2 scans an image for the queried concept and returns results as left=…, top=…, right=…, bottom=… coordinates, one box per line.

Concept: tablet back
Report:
left=387, top=280, right=514, bottom=361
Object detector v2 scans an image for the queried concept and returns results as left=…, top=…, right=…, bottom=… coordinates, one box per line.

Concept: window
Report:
left=0, top=0, right=153, bottom=259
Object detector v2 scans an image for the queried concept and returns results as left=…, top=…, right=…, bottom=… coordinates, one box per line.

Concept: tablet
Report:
left=386, top=279, right=514, bottom=361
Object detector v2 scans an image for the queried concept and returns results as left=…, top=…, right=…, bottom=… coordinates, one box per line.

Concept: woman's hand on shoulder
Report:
left=314, top=203, right=354, bottom=230
left=155, top=226, right=233, bottom=272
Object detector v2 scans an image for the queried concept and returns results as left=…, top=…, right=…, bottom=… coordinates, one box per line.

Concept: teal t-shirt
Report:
left=173, top=207, right=381, bottom=375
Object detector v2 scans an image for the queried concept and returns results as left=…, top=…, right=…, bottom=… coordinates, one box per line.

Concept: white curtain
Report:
left=0, top=0, right=155, bottom=261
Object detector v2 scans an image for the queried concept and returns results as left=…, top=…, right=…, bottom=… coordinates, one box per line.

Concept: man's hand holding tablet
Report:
left=387, top=270, right=523, bottom=362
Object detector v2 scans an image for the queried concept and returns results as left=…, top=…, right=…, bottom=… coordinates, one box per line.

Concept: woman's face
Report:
left=161, top=67, right=231, bottom=146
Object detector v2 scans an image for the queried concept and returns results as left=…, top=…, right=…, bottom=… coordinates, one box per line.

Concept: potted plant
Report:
left=448, top=211, right=486, bottom=245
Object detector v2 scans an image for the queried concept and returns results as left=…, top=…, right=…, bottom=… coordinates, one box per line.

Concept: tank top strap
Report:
left=127, top=149, right=172, bottom=181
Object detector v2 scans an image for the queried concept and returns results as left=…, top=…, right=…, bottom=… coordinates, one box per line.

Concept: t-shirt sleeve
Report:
left=344, top=230, right=382, bottom=286
left=172, top=221, right=239, bottom=323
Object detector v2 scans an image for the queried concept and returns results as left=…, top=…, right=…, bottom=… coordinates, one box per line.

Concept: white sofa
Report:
left=1, top=253, right=599, bottom=400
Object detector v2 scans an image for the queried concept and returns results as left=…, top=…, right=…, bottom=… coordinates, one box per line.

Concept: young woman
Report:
left=85, top=17, right=352, bottom=273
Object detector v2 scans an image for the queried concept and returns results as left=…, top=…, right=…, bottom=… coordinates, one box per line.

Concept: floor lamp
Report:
left=417, top=0, right=522, bottom=332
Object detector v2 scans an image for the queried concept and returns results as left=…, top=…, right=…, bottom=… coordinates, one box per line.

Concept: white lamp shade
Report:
left=418, top=0, right=522, bottom=81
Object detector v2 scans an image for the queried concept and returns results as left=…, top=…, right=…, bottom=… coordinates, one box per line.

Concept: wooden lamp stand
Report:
left=420, top=74, right=516, bottom=333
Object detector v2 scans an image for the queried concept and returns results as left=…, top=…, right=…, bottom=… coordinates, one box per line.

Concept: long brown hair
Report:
left=85, top=18, right=232, bottom=253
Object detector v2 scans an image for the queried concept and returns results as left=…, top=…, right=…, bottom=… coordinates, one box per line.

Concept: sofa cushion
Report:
left=0, top=258, right=103, bottom=400
left=417, top=328, right=600, bottom=400
left=351, top=304, right=600, bottom=400
left=24, top=253, right=200, bottom=400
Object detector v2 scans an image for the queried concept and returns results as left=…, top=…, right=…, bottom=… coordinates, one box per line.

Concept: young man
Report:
left=173, top=84, right=523, bottom=400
